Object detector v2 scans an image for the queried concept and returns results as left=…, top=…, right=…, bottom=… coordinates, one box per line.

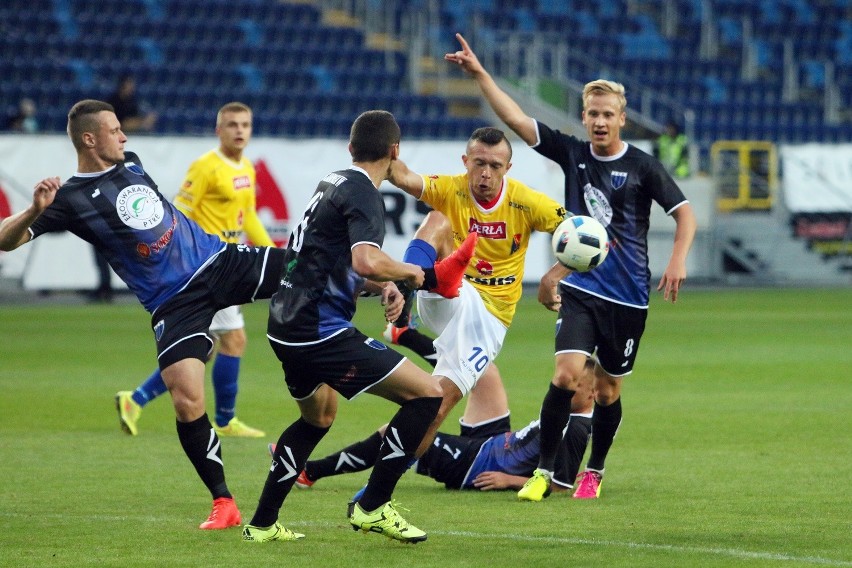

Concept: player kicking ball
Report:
left=241, top=110, right=477, bottom=544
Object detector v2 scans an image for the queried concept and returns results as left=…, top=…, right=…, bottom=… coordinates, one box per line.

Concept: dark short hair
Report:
left=67, top=99, right=115, bottom=151
left=350, top=110, right=400, bottom=162
left=468, top=126, right=512, bottom=161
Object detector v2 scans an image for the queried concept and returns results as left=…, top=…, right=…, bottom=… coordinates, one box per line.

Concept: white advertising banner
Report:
left=0, top=134, right=562, bottom=289
left=780, top=143, right=852, bottom=212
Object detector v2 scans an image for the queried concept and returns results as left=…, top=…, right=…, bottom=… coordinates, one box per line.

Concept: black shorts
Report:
left=151, top=244, right=285, bottom=369
left=415, top=415, right=511, bottom=489
left=268, top=328, right=406, bottom=400
left=555, top=285, right=648, bottom=376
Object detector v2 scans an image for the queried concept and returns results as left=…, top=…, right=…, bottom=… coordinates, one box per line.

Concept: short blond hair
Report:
left=583, top=80, right=627, bottom=113
left=216, top=102, right=252, bottom=126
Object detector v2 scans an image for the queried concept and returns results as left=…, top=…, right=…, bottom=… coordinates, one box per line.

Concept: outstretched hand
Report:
left=444, top=33, right=485, bottom=76
left=0, top=176, right=60, bottom=252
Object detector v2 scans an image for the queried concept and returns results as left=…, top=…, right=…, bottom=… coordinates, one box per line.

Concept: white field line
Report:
left=1, top=512, right=849, bottom=566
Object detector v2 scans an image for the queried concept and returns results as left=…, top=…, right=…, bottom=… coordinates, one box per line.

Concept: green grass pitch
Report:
left=0, top=287, right=849, bottom=567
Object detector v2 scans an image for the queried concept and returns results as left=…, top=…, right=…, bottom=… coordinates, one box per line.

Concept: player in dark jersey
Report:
left=446, top=34, right=697, bottom=501
left=241, top=110, right=477, bottom=545
left=285, top=358, right=596, bottom=494
left=0, top=100, right=287, bottom=530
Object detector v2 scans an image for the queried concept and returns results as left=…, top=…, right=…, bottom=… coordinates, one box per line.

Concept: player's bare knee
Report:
left=593, top=375, right=621, bottom=406
left=552, top=369, right=582, bottom=391
left=595, top=391, right=619, bottom=406
left=217, top=329, right=246, bottom=356
left=300, top=403, right=337, bottom=428
left=304, top=414, right=335, bottom=429
left=413, top=211, right=453, bottom=256
left=415, top=211, right=450, bottom=237
left=421, top=380, right=444, bottom=401
left=171, top=393, right=205, bottom=422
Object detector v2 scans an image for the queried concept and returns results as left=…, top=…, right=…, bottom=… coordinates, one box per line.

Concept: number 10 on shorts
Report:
left=467, top=346, right=489, bottom=373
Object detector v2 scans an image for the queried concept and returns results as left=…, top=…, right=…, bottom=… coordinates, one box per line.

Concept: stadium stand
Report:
left=1, top=0, right=849, bottom=149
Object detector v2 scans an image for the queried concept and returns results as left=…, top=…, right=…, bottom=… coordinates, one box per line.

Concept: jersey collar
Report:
left=74, top=164, right=118, bottom=177
left=589, top=141, right=629, bottom=161
left=214, top=148, right=245, bottom=168
left=348, top=166, right=374, bottom=187
left=471, top=177, right=506, bottom=213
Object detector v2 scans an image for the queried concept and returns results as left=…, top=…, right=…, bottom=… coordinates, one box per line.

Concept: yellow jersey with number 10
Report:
left=174, top=149, right=273, bottom=247
left=420, top=173, right=566, bottom=327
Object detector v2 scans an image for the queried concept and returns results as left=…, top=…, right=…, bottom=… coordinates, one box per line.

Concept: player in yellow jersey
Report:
left=116, top=102, right=271, bottom=446
left=388, top=126, right=567, bottom=456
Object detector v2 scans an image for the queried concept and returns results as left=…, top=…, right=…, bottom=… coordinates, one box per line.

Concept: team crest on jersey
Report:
left=116, top=185, right=164, bottom=230
left=611, top=171, right=628, bottom=190
left=365, top=337, right=387, bottom=350
left=154, top=319, right=165, bottom=342
left=511, top=233, right=521, bottom=254
left=583, top=184, right=613, bottom=226
left=125, top=162, right=144, bottom=176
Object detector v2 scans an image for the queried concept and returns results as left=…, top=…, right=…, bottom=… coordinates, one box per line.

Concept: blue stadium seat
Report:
left=3, top=0, right=847, bottom=143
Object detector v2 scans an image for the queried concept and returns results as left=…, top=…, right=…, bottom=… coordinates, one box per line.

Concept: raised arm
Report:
left=445, top=33, right=538, bottom=146
left=388, top=159, right=425, bottom=199
left=0, top=176, right=60, bottom=251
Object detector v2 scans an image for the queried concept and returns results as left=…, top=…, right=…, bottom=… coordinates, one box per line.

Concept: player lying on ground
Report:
left=274, top=359, right=596, bottom=496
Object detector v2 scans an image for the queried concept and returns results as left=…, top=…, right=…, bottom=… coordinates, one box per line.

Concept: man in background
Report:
left=655, top=120, right=690, bottom=179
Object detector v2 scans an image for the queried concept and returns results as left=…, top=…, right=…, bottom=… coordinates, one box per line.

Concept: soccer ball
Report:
left=551, top=215, right=610, bottom=272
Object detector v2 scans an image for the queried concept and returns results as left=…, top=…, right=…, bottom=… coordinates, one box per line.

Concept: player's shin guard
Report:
left=537, top=384, right=575, bottom=471
left=357, top=396, right=442, bottom=512
left=249, top=418, right=330, bottom=528
left=562, top=414, right=592, bottom=483
left=587, top=398, right=622, bottom=471
left=177, top=414, right=230, bottom=499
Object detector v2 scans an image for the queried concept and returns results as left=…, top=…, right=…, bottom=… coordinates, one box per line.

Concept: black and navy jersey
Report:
left=28, top=152, right=225, bottom=312
left=267, top=167, right=384, bottom=344
left=533, top=121, right=689, bottom=308
left=460, top=419, right=575, bottom=488
left=461, top=419, right=542, bottom=488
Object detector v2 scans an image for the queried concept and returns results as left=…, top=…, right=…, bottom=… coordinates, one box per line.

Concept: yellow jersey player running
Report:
left=116, top=102, right=273, bottom=450
left=388, top=126, right=567, bottom=459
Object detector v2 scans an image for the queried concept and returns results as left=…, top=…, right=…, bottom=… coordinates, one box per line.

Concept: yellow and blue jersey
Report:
left=174, top=149, right=273, bottom=247
left=421, top=173, right=565, bottom=326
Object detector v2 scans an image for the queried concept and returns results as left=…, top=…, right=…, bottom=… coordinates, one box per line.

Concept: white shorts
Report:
left=417, top=280, right=507, bottom=396
left=209, top=305, right=244, bottom=335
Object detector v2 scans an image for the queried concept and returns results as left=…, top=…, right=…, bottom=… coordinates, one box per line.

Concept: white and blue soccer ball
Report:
left=551, top=215, right=610, bottom=272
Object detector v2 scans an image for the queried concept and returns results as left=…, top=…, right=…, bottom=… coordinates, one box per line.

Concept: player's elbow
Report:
left=351, top=251, right=383, bottom=280
left=0, top=228, right=26, bottom=252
